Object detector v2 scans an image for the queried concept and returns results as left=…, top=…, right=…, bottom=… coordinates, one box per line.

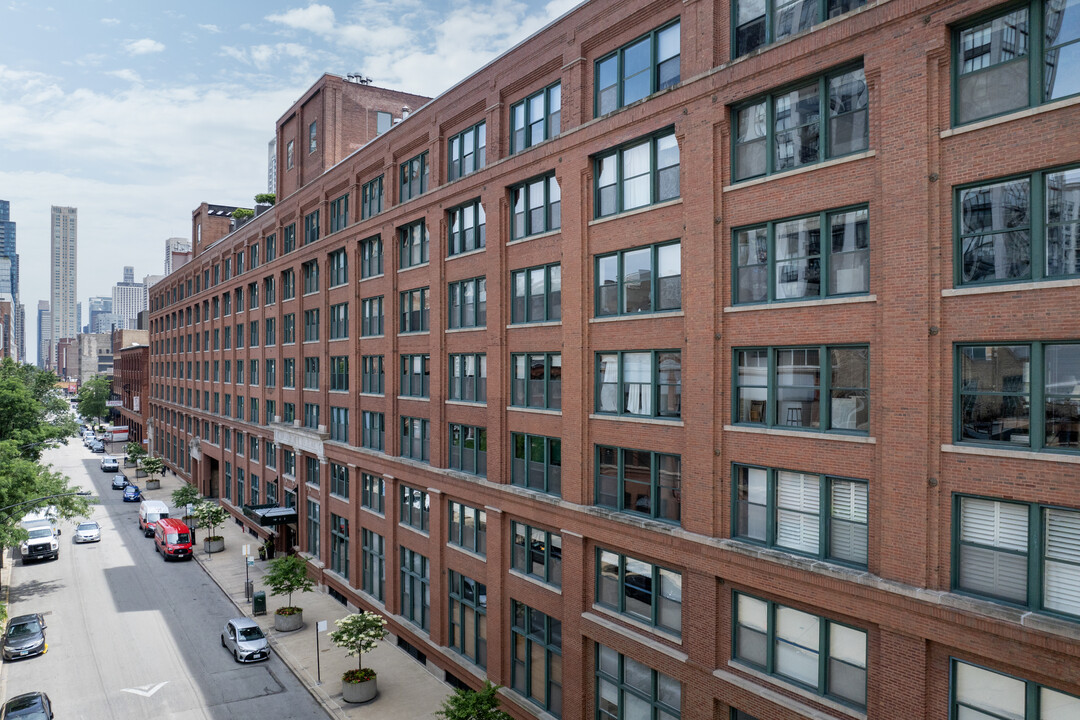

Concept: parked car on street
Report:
left=221, top=618, right=270, bottom=662
left=73, top=520, right=101, bottom=543
left=19, top=520, right=59, bottom=562
left=2, top=614, right=47, bottom=661
left=100, top=456, right=119, bottom=472
left=123, top=484, right=141, bottom=502
left=0, top=691, right=52, bottom=719
left=90, top=440, right=105, bottom=453
left=111, top=475, right=129, bottom=490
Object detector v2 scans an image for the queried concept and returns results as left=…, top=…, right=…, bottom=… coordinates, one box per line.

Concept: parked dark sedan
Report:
left=2, top=614, right=46, bottom=661
left=123, top=484, right=141, bottom=502
left=111, top=474, right=129, bottom=490
left=1, top=691, right=53, bottom=719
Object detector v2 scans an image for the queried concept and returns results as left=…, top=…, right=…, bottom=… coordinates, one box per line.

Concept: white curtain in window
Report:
left=776, top=471, right=820, bottom=553
left=623, top=353, right=652, bottom=415
left=1044, top=508, right=1080, bottom=617
left=954, top=661, right=1025, bottom=719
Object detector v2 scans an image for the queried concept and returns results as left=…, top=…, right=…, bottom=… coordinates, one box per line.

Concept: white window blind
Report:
left=959, top=498, right=1028, bottom=602
left=774, top=607, right=819, bottom=685
left=1041, top=686, right=1080, bottom=719
left=830, top=480, right=868, bottom=564
left=954, top=661, right=1026, bottom=719
left=1044, top=508, right=1080, bottom=617
left=776, top=471, right=820, bottom=553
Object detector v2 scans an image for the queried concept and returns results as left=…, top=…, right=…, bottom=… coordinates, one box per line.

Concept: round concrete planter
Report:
left=342, top=677, right=377, bottom=704
left=274, top=609, right=303, bottom=632
left=203, top=537, right=225, bottom=554
left=145, top=479, right=161, bottom=490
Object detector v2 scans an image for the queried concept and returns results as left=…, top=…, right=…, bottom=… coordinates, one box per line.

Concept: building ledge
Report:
left=724, top=425, right=875, bottom=444
left=717, top=662, right=866, bottom=720
left=724, top=295, right=876, bottom=313
left=941, top=443, right=1080, bottom=465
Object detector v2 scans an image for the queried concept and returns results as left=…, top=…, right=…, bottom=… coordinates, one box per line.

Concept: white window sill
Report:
left=507, top=406, right=562, bottom=417
left=943, top=277, right=1080, bottom=297
left=725, top=295, right=875, bottom=313
left=398, top=262, right=430, bottom=274
left=446, top=327, right=485, bottom=334
left=723, top=150, right=876, bottom=192
left=506, top=229, right=560, bottom=247
left=508, top=568, right=562, bottom=594
left=445, top=247, right=485, bottom=262
left=718, top=661, right=867, bottom=720
left=941, top=443, right=1080, bottom=465
left=584, top=606, right=683, bottom=648
left=590, top=414, right=684, bottom=427
left=940, top=94, right=1080, bottom=138
left=724, top=425, right=876, bottom=444
left=590, top=311, right=683, bottom=324
left=588, top=198, right=683, bottom=227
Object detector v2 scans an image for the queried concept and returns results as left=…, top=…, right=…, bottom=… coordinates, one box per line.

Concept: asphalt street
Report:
left=0, top=439, right=328, bottom=720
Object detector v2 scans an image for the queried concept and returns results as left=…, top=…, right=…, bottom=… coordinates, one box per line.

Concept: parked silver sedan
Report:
left=73, top=521, right=101, bottom=543
left=221, top=618, right=270, bottom=663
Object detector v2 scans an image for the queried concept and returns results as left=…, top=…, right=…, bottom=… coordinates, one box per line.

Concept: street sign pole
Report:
left=316, top=620, right=327, bottom=685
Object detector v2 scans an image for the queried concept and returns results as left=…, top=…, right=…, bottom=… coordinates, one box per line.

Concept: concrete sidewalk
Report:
left=145, top=469, right=452, bottom=720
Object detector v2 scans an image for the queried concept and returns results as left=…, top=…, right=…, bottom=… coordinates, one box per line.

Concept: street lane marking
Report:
left=121, top=681, right=168, bottom=697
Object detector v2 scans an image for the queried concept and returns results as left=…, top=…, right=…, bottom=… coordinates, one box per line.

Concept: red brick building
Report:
left=113, top=342, right=149, bottom=446
left=147, top=0, right=1080, bottom=718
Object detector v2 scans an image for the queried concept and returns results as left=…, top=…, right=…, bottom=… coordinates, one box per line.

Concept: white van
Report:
left=138, top=500, right=169, bottom=537
left=20, top=519, right=60, bottom=562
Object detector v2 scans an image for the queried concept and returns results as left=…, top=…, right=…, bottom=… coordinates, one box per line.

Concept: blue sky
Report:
left=0, top=0, right=581, bottom=364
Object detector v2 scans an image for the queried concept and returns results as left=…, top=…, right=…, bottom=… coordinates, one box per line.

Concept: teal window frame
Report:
left=330, top=462, right=349, bottom=499
left=264, top=442, right=277, bottom=470
left=282, top=449, right=295, bottom=476
left=265, top=317, right=276, bottom=345
left=511, top=433, right=562, bottom=496
left=950, top=657, right=1080, bottom=719
left=303, top=308, right=319, bottom=342
left=733, top=344, right=870, bottom=434
left=732, top=63, right=868, bottom=182
left=510, top=601, right=562, bottom=716
left=595, top=240, right=681, bottom=317
left=595, top=20, right=681, bottom=117
left=448, top=199, right=486, bottom=255
left=361, top=296, right=384, bottom=337
left=511, top=352, right=561, bottom=410
left=361, top=176, right=383, bottom=220
left=248, top=281, right=259, bottom=309
left=448, top=121, right=487, bottom=181
left=448, top=570, right=487, bottom=668
left=593, top=128, right=680, bottom=218
left=306, top=499, right=319, bottom=555
left=266, top=400, right=276, bottom=424
left=329, top=302, right=348, bottom=340
left=224, top=462, right=231, bottom=501
left=265, top=233, right=276, bottom=262
left=329, top=194, right=349, bottom=233
left=305, top=456, right=320, bottom=486
left=400, top=485, right=430, bottom=532
left=328, top=248, right=348, bottom=287
left=400, top=416, right=430, bottom=462
left=329, top=355, right=348, bottom=391
left=282, top=268, right=295, bottom=300
left=249, top=321, right=259, bottom=347
left=283, top=313, right=295, bottom=343
left=302, top=259, right=319, bottom=294
left=596, top=643, right=682, bottom=720
left=952, top=493, right=1080, bottom=621
left=361, top=411, right=384, bottom=451
left=283, top=223, right=296, bottom=254
left=400, top=547, right=430, bottom=630
left=511, top=172, right=561, bottom=240
left=511, top=263, right=561, bottom=323
left=449, top=353, right=486, bottom=403
left=448, top=500, right=487, bottom=556
left=362, top=355, right=384, bottom=394
left=733, top=591, right=868, bottom=709
left=596, top=548, right=682, bottom=635
left=511, top=521, right=562, bottom=586
left=303, top=356, right=319, bottom=390
left=595, top=445, right=681, bottom=524
left=448, top=276, right=486, bottom=329
left=449, top=423, right=487, bottom=477
left=733, top=464, right=869, bottom=567
left=510, top=82, right=561, bottom=155
left=594, top=349, right=681, bottom=419
left=330, top=406, right=347, bottom=441
left=399, top=287, right=430, bottom=333
left=733, top=205, right=870, bottom=304
left=303, top=210, right=320, bottom=246
left=283, top=358, right=295, bottom=388
left=955, top=165, right=1080, bottom=287
left=303, top=402, right=319, bottom=430
left=361, top=235, right=383, bottom=278
left=265, top=358, right=276, bottom=387
left=283, top=402, right=295, bottom=423
left=362, top=529, right=385, bottom=602
left=329, top=513, right=348, bottom=579
left=399, top=151, right=429, bottom=203
left=400, top=354, right=430, bottom=398
left=361, top=473, right=384, bottom=513
left=399, top=219, right=429, bottom=269
left=732, top=0, right=867, bottom=59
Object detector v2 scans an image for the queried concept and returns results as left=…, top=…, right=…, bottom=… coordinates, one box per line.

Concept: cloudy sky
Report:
left=0, top=0, right=582, bottom=365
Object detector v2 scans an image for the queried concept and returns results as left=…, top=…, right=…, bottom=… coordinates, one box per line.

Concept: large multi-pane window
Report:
left=264, top=276, right=275, bottom=305
left=733, top=65, right=868, bottom=181
left=362, top=530, right=385, bottom=601
left=283, top=358, right=295, bottom=388
left=330, top=514, right=349, bottom=580
left=401, top=417, right=430, bottom=462
left=400, top=548, right=430, bottom=630
left=283, top=402, right=296, bottom=423
left=400, top=288, right=430, bottom=333
left=283, top=314, right=296, bottom=344
left=362, top=355, right=385, bottom=394
left=954, top=0, right=1080, bottom=126
left=735, top=345, right=870, bottom=433
left=596, top=645, right=681, bottom=720
left=361, top=296, right=384, bottom=336
left=735, top=207, right=869, bottom=303
left=399, top=220, right=429, bottom=269
left=511, top=264, right=561, bottom=323
left=956, top=166, right=1080, bottom=286
left=596, top=350, right=680, bottom=419
left=511, top=174, right=561, bottom=240
left=954, top=495, right=1080, bottom=619
left=510, top=83, right=561, bottom=154
left=511, top=522, right=562, bottom=586
left=950, top=659, right=1080, bottom=719
left=304, top=210, right=320, bottom=246
left=596, top=445, right=681, bottom=523
left=400, top=354, right=430, bottom=398
left=448, top=200, right=486, bottom=256
left=448, top=571, right=487, bottom=668
left=283, top=449, right=295, bottom=476
left=282, top=268, right=295, bottom=300
left=265, top=442, right=277, bottom=469
left=511, top=353, right=562, bottom=410
left=510, top=601, right=562, bottom=716
left=362, top=473, right=385, bottom=513
left=361, top=177, right=383, bottom=220
left=362, top=411, right=385, bottom=451
left=734, top=592, right=868, bottom=709
left=957, top=342, right=1080, bottom=451
left=303, top=309, right=319, bottom=342
left=265, top=317, right=276, bottom=345
left=330, top=462, right=349, bottom=498
left=595, top=129, right=680, bottom=218
left=328, top=248, right=348, bottom=286
left=303, top=357, right=319, bottom=390
left=448, top=277, right=486, bottom=329
left=361, top=236, right=383, bottom=278
left=265, top=233, right=277, bottom=263
left=597, top=549, right=682, bottom=634
left=329, top=195, right=349, bottom=234
left=330, top=356, right=348, bottom=391
left=596, top=21, right=681, bottom=116
left=448, top=501, right=486, bottom=556
left=449, top=354, right=486, bottom=402
left=305, top=455, right=320, bottom=486
left=303, top=402, right=320, bottom=430
left=329, top=302, right=348, bottom=340
left=734, top=0, right=866, bottom=58
left=734, top=465, right=868, bottom=566
left=265, top=359, right=276, bottom=388
left=306, top=499, right=320, bottom=556
left=511, top=433, right=562, bottom=496
left=449, top=424, right=487, bottom=476
left=596, top=241, right=681, bottom=317
left=448, top=121, right=487, bottom=181
left=302, top=260, right=319, bottom=294
left=399, top=152, right=429, bottom=202
left=330, top=407, right=348, bottom=443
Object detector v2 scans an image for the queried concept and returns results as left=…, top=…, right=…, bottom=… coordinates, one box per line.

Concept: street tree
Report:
left=141, top=456, right=165, bottom=483
left=192, top=499, right=228, bottom=541
left=435, top=681, right=513, bottom=720
left=0, top=440, right=91, bottom=549
left=171, top=483, right=200, bottom=512
left=264, top=555, right=314, bottom=610
left=76, top=374, right=111, bottom=424
left=0, top=359, right=76, bottom=461
left=125, top=442, right=146, bottom=468
left=329, top=611, right=388, bottom=681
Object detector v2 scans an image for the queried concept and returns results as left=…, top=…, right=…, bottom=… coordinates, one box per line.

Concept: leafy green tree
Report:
left=192, top=499, right=228, bottom=541
left=171, top=483, right=200, bottom=512
left=125, top=442, right=146, bottom=467
left=141, top=456, right=164, bottom=483
left=0, top=440, right=91, bottom=549
left=264, top=555, right=314, bottom=611
left=329, top=611, right=388, bottom=681
left=76, top=374, right=111, bottom=424
left=435, top=681, right=513, bottom=720
left=0, top=359, right=76, bottom=461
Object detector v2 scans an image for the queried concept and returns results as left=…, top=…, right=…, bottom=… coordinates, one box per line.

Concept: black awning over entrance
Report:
left=243, top=503, right=298, bottom=526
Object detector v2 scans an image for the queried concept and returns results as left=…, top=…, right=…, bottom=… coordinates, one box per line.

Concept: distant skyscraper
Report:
left=164, top=237, right=191, bottom=275
left=268, top=137, right=277, bottom=194
left=88, top=296, right=115, bottom=333
left=50, top=206, right=77, bottom=369
left=112, top=266, right=146, bottom=330
left=123, top=265, right=134, bottom=284
left=36, top=300, right=50, bottom=369
left=0, top=200, right=23, bottom=361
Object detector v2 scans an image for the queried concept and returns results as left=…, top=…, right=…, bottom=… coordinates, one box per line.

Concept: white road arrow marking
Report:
left=121, top=681, right=168, bottom=697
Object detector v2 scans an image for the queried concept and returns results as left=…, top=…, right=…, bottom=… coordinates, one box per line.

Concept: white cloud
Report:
left=219, top=42, right=315, bottom=73
left=198, top=23, right=221, bottom=34
left=124, top=38, right=165, bottom=55
left=106, top=69, right=143, bottom=84
left=100, top=17, right=120, bottom=25
left=266, top=4, right=337, bottom=35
